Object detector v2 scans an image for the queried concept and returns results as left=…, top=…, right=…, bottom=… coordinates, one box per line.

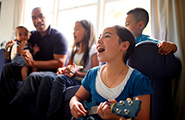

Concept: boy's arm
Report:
left=17, top=40, right=27, bottom=55
left=32, top=44, right=40, bottom=56
left=157, top=41, right=177, bottom=55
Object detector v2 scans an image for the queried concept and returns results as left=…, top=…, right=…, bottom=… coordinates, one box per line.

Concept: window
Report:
left=24, top=0, right=150, bottom=47
left=103, top=0, right=151, bottom=35
left=57, top=0, right=97, bottom=47
left=24, top=0, right=55, bottom=31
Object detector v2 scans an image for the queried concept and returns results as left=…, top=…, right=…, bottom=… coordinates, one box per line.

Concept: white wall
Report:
left=0, top=0, right=15, bottom=44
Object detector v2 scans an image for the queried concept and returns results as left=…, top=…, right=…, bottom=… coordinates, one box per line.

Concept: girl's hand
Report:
left=56, top=67, right=66, bottom=75
left=70, top=101, right=87, bottom=119
left=56, top=64, right=74, bottom=76
left=63, top=64, right=76, bottom=77
left=97, top=101, right=112, bottom=119
left=97, top=100, right=125, bottom=120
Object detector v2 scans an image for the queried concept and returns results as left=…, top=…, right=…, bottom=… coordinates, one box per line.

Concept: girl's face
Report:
left=16, top=28, right=30, bottom=41
left=73, top=22, right=86, bottom=44
left=96, top=27, right=124, bottom=62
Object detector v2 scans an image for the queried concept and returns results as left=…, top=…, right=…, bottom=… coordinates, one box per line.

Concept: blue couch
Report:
left=0, top=49, right=9, bottom=77
left=128, top=41, right=182, bottom=120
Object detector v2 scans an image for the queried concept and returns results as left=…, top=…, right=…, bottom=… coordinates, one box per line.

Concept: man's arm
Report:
left=22, top=50, right=67, bottom=69
left=32, top=54, right=67, bottom=69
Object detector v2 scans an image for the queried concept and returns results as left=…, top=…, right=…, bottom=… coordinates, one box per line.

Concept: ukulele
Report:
left=71, top=98, right=141, bottom=120
left=58, top=64, right=83, bottom=77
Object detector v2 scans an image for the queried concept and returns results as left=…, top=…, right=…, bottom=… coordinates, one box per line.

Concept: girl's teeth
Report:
left=98, top=47, right=105, bottom=52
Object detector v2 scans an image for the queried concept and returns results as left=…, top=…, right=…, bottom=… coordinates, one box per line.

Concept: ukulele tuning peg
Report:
left=127, top=100, right=133, bottom=105
left=135, top=97, right=139, bottom=100
left=124, top=109, right=130, bottom=115
left=116, top=108, right=122, bottom=114
left=126, top=98, right=132, bottom=101
left=119, top=100, right=125, bottom=105
left=126, top=98, right=133, bottom=105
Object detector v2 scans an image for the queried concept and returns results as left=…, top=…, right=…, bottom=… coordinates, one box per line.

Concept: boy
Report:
left=11, top=26, right=39, bottom=81
left=125, top=8, right=177, bottom=55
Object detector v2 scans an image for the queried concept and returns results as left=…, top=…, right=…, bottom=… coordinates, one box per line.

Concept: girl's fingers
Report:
left=108, top=99, right=117, bottom=104
left=76, top=103, right=87, bottom=116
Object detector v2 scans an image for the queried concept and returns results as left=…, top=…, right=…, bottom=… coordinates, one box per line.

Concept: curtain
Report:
left=151, top=0, right=185, bottom=119
left=12, top=0, right=26, bottom=32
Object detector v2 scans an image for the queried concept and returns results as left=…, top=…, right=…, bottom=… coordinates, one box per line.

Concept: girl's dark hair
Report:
left=113, top=25, right=135, bottom=63
left=70, top=20, right=96, bottom=67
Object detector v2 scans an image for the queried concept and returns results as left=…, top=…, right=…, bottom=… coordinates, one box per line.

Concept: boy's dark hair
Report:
left=114, top=25, right=135, bottom=63
left=127, top=8, right=149, bottom=28
left=15, top=26, right=30, bottom=35
left=70, top=20, right=96, bottom=67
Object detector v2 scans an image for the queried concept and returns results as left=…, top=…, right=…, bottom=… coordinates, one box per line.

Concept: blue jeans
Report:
left=35, top=74, right=81, bottom=120
left=34, top=74, right=56, bottom=120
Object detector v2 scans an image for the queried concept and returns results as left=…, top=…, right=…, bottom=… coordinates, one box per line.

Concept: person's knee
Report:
left=28, top=72, right=45, bottom=80
left=2, top=63, right=13, bottom=71
left=1, top=63, right=18, bottom=76
left=24, top=72, right=43, bottom=84
left=55, top=75, right=68, bottom=84
left=24, top=72, right=56, bottom=84
left=29, top=72, right=41, bottom=76
left=40, top=75, right=55, bottom=87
